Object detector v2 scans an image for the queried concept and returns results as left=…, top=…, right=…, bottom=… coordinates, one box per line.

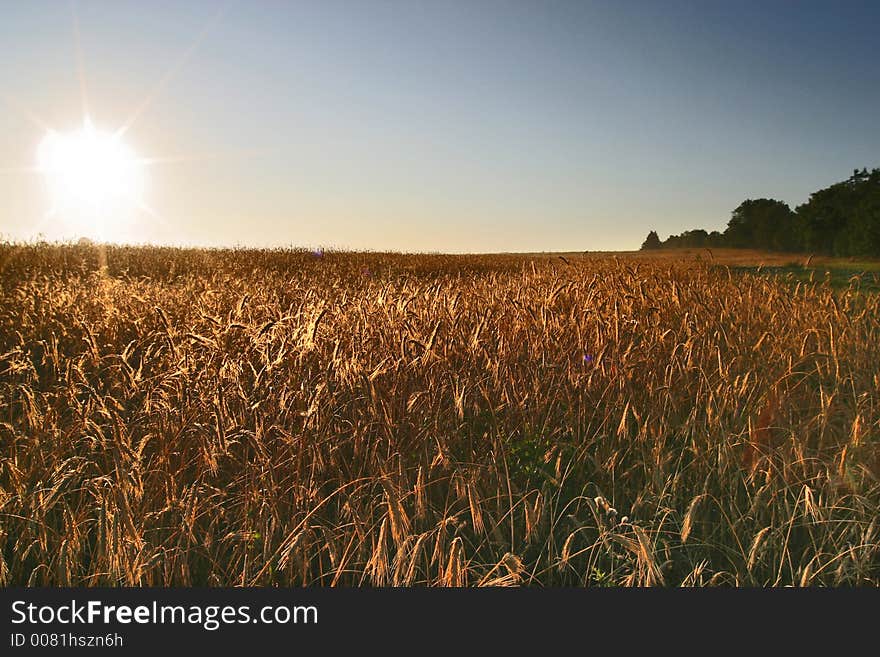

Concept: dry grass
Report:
left=1, top=242, right=878, bottom=586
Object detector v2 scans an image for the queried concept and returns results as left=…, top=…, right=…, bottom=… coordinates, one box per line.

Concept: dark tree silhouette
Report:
left=641, top=230, right=662, bottom=250
left=651, top=168, right=880, bottom=257
left=796, top=168, right=880, bottom=256
left=724, top=199, right=796, bottom=251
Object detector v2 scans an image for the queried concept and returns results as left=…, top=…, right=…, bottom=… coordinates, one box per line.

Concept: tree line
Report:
left=641, top=168, right=880, bottom=257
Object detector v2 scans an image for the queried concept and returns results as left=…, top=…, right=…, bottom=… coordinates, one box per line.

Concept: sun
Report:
left=37, top=119, right=145, bottom=240
left=5, top=4, right=231, bottom=245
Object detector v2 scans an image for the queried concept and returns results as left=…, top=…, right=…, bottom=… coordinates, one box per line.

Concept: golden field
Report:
left=1, top=242, right=878, bottom=586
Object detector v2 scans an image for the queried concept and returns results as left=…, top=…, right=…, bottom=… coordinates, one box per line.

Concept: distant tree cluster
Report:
left=642, top=168, right=880, bottom=256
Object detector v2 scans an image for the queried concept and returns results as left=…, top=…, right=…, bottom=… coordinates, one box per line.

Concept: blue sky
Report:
left=1, top=0, right=878, bottom=251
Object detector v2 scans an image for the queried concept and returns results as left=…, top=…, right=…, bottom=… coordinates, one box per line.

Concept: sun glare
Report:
left=37, top=120, right=145, bottom=240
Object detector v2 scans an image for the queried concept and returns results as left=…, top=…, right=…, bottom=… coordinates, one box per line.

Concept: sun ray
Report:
left=0, top=165, right=42, bottom=176
left=1, top=94, right=54, bottom=133
left=116, top=2, right=233, bottom=139
left=70, top=0, right=91, bottom=120
left=135, top=146, right=275, bottom=168
left=136, top=201, right=171, bottom=228
left=136, top=201, right=193, bottom=245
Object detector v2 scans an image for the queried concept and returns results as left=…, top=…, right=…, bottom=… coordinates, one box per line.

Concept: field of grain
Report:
left=1, top=242, right=878, bottom=586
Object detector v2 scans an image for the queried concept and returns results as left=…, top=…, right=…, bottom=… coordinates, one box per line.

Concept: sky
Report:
left=1, top=0, right=879, bottom=252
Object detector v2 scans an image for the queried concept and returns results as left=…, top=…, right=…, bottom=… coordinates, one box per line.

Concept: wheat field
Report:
left=1, top=242, right=878, bottom=586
